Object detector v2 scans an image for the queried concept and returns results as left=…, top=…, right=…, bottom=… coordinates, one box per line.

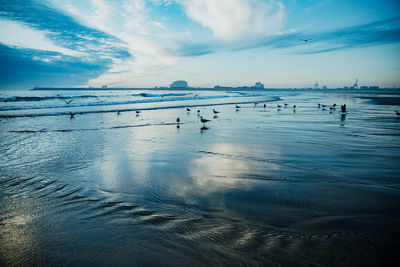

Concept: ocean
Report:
left=1, top=88, right=399, bottom=266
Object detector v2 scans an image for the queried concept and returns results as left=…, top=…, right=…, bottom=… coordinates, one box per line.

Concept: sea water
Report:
left=1, top=89, right=399, bottom=266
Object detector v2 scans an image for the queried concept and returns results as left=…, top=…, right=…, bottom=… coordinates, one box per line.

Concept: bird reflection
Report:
left=200, top=126, right=209, bottom=133
left=213, top=115, right=218, bottom=119
left=340, top=113, right=346, bottom=126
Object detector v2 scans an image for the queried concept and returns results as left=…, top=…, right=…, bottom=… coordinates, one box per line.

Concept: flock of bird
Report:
left=66, top=97, right=400, bottom=123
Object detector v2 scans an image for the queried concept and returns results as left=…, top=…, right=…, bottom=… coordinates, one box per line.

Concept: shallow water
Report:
left=1, top=89, right=400, bottom=266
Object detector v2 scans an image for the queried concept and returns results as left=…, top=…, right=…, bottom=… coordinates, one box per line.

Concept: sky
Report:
left=0, top=0, right=399, bottom=89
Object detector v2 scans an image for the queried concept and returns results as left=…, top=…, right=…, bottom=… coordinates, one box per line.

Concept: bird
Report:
left=200, top=116, right=210, bottom=124
left=176, top=117, right=180, bottom=123
left=135, top=110, right=141, bottom=116
left=321, top=104, right=327, bottom=108
left=300, top=38, right=312, bottom=42
left=186, top=108, right=191, bottom=112
left=263, top=104, right=266, bottom=108
left=254, top=102, right=258, bottom=106
left=64, top=99, right=74, bottom=104
left=197, top=109, right=200, bottom=113
left=213, top=109, right=220, bottom=114
left=293, top=105, right=296, bottom=109
left=284, top=103, right=288, bottom=106
left=332, top=103, right=337, bottom=107
left=277, top=104, right=282, bottom=108
left=235, top=105, right=240, bottom=109
left=69, top=112, right=75, bottom=119
left=396, top=111, right=400, bottom=116
left=318, top=103, right=321, bottom=108
left=117, top=110, right=121, bottom=115
left=341, top=104, right=347, bottom=113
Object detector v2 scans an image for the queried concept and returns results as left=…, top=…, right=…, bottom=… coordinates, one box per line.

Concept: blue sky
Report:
left=0, top=0, right=399, bottom=89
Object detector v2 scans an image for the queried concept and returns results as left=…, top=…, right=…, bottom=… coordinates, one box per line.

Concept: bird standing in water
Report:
left=200, top=116, right=210, bottom=125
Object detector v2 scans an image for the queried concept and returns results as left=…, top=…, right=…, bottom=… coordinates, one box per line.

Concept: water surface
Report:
left=1, top=89, right=400, bottom=266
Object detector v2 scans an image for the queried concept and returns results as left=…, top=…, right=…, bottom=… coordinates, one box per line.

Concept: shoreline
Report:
left=31, top=87, right=400, bottom=94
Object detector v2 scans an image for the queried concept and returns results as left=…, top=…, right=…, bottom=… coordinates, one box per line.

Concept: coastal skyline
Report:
left=1, top=0, right=400, bottom=90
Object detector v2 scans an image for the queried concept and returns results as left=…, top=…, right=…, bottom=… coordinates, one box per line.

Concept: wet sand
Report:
left=1, top=90, right=400, bottom=266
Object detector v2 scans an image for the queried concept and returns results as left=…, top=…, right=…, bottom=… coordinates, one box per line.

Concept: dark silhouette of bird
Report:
left=332, top=103, right=337, bottom=107
left=117, top=110, right=121, bottom=115
left=197, top=109, right=200, bottom=113
left=235, top=105, right=240, bottom=109
left=213, top=109, right=220, bottom=114
left=318, top=103, right=321, bottom=108
left=135, top=110, right=141, bottom=116
left=64, top=99, right=74, bottom=104
left=300, top=38, right=312, bottom=42
left=321, top=104, right=327, bottom=108
left=396, top=111, right=400, bottom=116
left=69, top=112, right=75, bottom=119
left=341, top=104, right=347, bottom=113
left=293, top=105, right=296, bottom=109
left=284, top=103, right=288, bottom=107
left=277, top=104, right=282, bottom=108
left=200, top=116, right=210, bottom=124
left=186, top=108, right=191, bottom=112
left=263, top=104, right=266, bottom=108
left=254, top=102, right=258, bottom=106
left=176, top=117, right=180, bottom=123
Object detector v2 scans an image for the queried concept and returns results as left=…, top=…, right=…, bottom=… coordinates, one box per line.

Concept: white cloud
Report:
left=0, top=18, right=84, bottom=57
left=179, top=0, right=285, bottom=42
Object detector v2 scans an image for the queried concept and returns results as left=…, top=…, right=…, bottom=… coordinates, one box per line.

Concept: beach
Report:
left=1, top=89, right=400, bottom=266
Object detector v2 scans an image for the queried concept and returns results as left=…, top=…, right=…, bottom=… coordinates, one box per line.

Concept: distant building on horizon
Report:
left=253, top=82, right=264, bottom=89
left=170, top=80, right=189, bottom=88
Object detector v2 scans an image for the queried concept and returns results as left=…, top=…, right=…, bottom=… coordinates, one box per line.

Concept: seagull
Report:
left=235, top=105, right=240, bottom=109
left=321, top=104, right=327, bottom=108
left=64, top=99, right=74, bottom=104
left=200, top=116, right=210, bottom=124
left=69, top=112, right=75, bottom=119
left=277, top=104, right=282, bottom=108
left=213, top=109, right=220, bottom=114
left=186, top=108, right=191, bottom=112
left=135, top=110, right=141, bottom=116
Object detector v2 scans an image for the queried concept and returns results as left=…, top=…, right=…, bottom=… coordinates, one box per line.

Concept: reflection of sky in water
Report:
left=1, top=91, right=400, bottom=265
